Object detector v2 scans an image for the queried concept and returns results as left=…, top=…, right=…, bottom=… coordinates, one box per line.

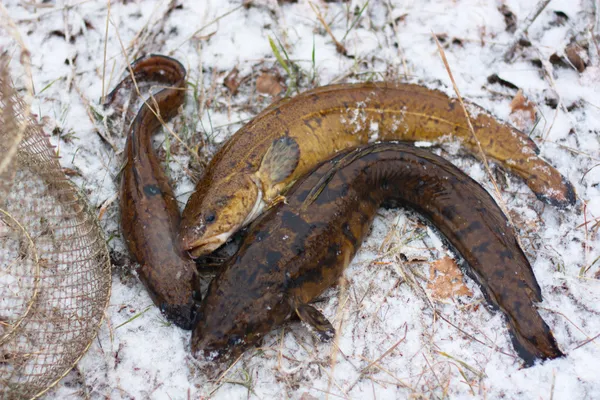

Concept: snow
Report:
left=2, top=0, right=600, bottom=399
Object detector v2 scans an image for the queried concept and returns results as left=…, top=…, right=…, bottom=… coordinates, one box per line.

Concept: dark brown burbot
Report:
left=110, top=55, right=201, bottom=329
left=192, top=142, right=563, bottom=367
left=180, top=82, right=576, bottom=259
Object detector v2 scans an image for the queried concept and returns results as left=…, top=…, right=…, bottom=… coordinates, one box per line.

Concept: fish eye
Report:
left=205, top=213, right=216, bottom=223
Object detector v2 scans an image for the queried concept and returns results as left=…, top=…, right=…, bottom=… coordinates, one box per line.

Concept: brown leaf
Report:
left=509, top=89, right=536, bottom=131
left=84, top=19, right=95, bottom=30
left=223, top=67, right=241, bottom=95
left=427, top=256, right=473, bottom=300
left=62, top=167, right=80, bottom=177
left=256, top=72, right=284, bottom=97
left=299, top=394, right=319, bottom=400
left=566, top=44, right=586, bottom=73
left=487, top=74, right=518, bottom=90
left=498, top=4, right=517, bottom=34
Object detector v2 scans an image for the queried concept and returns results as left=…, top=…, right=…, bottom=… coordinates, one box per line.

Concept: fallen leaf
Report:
left=509, top=89, right=536, bottom=131
left=62, top=167, right=80, bottom=177
left=427, top=256, right=473, bottom=300
left=508, top=209, right=539, bottom=233
left=498, top=4, right=517, bottom=34
left=84, top=19, right=95, bottom=30
left=223, top=67, right=241, bottom=95
left=566, top=44, right=586, bottom=73
left=256, top=72, right=284, bottom=96
left=299, top=394, right=319, bottom=400
left=487, top=73, right=518, bottom=90
left=551, top=10, right=569, bottom=26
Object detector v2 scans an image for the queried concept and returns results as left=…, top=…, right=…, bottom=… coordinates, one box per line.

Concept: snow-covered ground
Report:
left=3, top=0, right=600, bottom=398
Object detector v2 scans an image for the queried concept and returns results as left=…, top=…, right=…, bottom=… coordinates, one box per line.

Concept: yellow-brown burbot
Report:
left=180, top=81, right=575, bottom=257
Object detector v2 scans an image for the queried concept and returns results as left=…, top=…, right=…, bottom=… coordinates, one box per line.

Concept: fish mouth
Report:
left=183, top=191, right=266, bottom=258
left=185, top=230, right=236, bottom=258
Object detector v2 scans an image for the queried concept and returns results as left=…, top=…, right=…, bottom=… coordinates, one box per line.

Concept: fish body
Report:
left=180, top=82, right=575, bottom=258
left=192, top=142, right=563, bottom=366
left=112, top=55, right=200, bottom=329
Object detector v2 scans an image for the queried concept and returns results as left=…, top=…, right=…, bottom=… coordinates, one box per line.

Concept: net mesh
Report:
left=0, top=57, right=111, bottom=399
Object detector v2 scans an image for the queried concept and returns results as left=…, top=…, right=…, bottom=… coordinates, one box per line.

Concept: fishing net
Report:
left=0, top=48, right=112, bottom=399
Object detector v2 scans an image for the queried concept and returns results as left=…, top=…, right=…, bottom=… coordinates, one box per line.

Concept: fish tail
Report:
left=503, top=300, right=564, bottom=366
left=507, top=156, right=576, bottom=209
left=465, top=111, right=576, bottom=208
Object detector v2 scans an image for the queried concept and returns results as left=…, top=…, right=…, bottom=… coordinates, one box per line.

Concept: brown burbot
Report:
left=192, top=143, right=564, bottom=367
left=110, top=55, right=201, bottom=329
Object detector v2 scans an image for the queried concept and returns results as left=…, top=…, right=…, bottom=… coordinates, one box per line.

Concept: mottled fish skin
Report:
left=191, top=142, right=563, bottom=367
left=180, top=82, right=576, bottom=258
left=110, top=55, right=201, bottom=330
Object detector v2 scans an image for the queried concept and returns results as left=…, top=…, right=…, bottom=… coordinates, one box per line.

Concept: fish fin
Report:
left=505, top=310, right=564, bottom=367
left=258, top=136, right=300, bottom=185
left=295, top=303, right=335, bottom=341
left=266, top=194, right=287, bottom=210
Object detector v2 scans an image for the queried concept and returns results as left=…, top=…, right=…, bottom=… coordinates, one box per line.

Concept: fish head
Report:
left=191, top=268, right=291, bottom=363
left=180, top=173, right=265, bottom=258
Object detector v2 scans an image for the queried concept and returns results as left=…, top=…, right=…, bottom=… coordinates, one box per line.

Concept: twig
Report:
left=503, top=0, right=552, bottom=62
left=305, top=385, right=350, bottom=400
left=172, top=5, right=243, bottom=53
left=327, top=275, right=348, bottom=400
left=580, top=163, right=600, bottom=183
left=433, top=33, right=521, bottom=249
left=310, top=1, right=349, bottom=56
left=534, top=50, right=572, bottom=141
left=549, top=369, right=556, bottom=400
left=73, top=80, right=118, bottom=151
left=385, top=0, right=409, bottom=79
left=101, top=0, right=111, bottom=103
left=62, top=8, right=76, bottom=92
left=210, top=353, right=245, bottom=395
left=318, top=362, right=351, bottom=400
left=541, top=139, right=600, bottom=161
left=590, top=1, right=600, bottom=63
left=594, top=0, right=600, bottom=39
left=98, top=193, right=118, bottom=220
left=110, top=19, right=201, bottom=163
left=539, top=306, right=599, bottom=350
left=422, top=354, right=444, bottom=393
left=435, top=351, right=485, bottom=378
left=581, top=202, right=590, bottom=276
left=276, top=327, right=285, bottom=372
left=126, top=1, right=168, bottom=62
left=361, top=324, right=407, bottom=373
left=573, top=331, right=600, bottom=350
left=435, top=311, right=516, bottom=359
left=20, top=1, right=55, bottom=9
left=13, top=0, right=94, bottom=22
